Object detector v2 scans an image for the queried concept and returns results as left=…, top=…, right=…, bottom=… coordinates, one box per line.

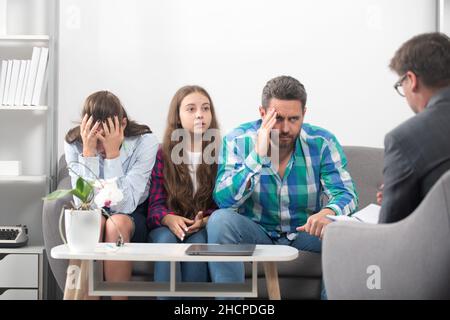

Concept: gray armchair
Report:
left=323, top=170, right=450, bottom=299
left=42, top=146, right=383, bottom=299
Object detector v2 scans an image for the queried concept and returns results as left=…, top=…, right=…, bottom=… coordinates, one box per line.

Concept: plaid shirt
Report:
left=147, top=148, right=216, bottom=229
left=213, top=120, right=358, bottom=239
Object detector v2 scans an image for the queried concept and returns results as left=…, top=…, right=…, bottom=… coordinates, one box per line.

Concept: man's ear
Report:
left=259, top=106, right=266, bottom=119
left=122, top=117, right=127, bottom=129
left=407, top=71, right=419, bottom=92
left=302, top=106, right=307, bottom=117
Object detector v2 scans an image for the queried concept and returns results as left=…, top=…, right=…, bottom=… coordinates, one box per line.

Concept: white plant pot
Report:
left=64, top=209, right=101, bottom=253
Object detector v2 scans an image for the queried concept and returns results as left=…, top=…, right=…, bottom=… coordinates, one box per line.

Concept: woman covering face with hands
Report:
left=147, top=85, right=220, bottom=291
left=64, top=91, right=159, bottom=299
left=80, top=114, right=125, bottom=159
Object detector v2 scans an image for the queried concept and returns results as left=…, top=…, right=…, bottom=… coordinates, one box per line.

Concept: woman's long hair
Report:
left=162, top=85, right=220, bottom=218
left=65, top=90, right=151, bottom=144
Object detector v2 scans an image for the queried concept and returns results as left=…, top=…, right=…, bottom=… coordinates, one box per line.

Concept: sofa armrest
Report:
left=42, top=190, right=72, bottom=291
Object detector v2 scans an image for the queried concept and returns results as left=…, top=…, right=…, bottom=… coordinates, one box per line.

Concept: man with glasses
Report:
left=379, top=32, right=450, bottom=223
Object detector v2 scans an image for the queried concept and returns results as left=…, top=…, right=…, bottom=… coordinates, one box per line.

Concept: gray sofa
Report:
left=323, top=170, right=450, bottom=299
left=42, top=146, right=383, bottom=299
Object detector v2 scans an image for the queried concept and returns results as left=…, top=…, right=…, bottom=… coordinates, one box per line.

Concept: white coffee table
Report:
left=51, top=243, right=298, bottom=300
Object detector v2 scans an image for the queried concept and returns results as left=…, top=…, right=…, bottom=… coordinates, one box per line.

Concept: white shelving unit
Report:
left=438, top=0, right=450, bottom=34
left=0, top=175, right=48, bottom=183
left=0, top=0, right=57, bottom=300
left=0, top=35, right=50, bottom=41
left=0, top=246, right=45, bottom=300
left=0, top=105, right=48, bottom=110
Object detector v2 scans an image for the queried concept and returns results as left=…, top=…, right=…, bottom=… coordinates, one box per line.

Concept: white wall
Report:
left=57, top=0, right=437, bottom=157
left=440, top=0, right=450, bottom=34
left=5, top=0, right=50, bottom=35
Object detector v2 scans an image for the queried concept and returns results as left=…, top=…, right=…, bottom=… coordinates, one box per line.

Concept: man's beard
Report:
left=279, top=139, right=293, bottom=149
left=272, top=134, right=297, bottom=149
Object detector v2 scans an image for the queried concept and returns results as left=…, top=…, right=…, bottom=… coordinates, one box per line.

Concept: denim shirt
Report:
left=64, top=133, right=159, bottom=214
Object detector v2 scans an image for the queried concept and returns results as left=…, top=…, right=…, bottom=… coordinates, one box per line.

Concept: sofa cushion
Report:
left=133, top=261, right=155, bottom=277
left=343, top=146, right=383, bottom=209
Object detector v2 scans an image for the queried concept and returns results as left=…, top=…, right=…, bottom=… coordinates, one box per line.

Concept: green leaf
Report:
left=74, top=177, right=93, bottom=203
left=76, top=177, right=86, bottom=194
left=71, top=188, right=84, bottom=202
left=42, top=189, right=73, bottom=201
left=43, top=177, right=94, bottom=205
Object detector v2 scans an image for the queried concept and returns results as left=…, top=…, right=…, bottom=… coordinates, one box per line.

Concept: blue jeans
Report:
left=148, top=226, right=209, bottom=283
left=206, top=208, right=327, bottom=300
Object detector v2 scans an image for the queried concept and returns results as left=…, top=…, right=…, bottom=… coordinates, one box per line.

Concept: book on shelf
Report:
left=7, top=59, right=20, bottom=106
left=14, top=60, right=27, bottom=105
left=18, top=60, right=30, bottom=106
left=0, top=59, right=32, bottom=106
left=31, top=47, right=48, bottom=106
left=23, top=47, right=42, bottom=106
left=2, top=60, right=12, bottom=105
left=0, top=60, right=7, bottom=104
left=0, top=46, right=48, bottom=107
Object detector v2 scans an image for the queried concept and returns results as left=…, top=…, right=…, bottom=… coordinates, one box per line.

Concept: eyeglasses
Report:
left=393, top=74, right=407, bottom=97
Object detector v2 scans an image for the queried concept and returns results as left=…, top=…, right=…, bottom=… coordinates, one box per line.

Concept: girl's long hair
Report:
left=65, top=90, right=151, bottom=144
left=162, top=85, right=220, bottom=218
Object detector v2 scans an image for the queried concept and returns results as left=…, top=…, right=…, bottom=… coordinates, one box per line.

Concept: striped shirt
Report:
left=213, top=120, right=358, bottom=239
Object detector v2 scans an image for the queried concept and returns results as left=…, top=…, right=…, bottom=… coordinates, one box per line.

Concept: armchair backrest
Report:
left=323, top=170, right=450, bottom=299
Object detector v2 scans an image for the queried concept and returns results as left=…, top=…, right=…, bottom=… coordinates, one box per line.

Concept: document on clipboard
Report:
left=327, top=204, right=380, bottom=224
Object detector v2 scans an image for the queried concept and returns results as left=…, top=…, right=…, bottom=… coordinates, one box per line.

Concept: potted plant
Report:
left=43, top=162, right=123, bottom=253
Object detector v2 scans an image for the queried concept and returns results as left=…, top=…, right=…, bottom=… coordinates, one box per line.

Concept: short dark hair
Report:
left=390, top=32, right=450, bottom=89
left=262, top=76, right=307, bottom=110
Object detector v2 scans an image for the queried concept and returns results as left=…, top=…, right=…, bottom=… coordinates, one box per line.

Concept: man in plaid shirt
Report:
left=207, top=76, right=358, bottom=299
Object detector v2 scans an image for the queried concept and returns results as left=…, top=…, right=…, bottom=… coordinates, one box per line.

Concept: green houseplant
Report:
left=45, top=176, right=94, bottom=210
left=43, top=162, right=124, bottom=252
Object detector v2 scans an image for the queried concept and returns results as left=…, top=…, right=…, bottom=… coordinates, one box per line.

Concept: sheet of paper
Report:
left=353, top=203, right=380, bottom=224
left=326, top=203, right=380, bottom=224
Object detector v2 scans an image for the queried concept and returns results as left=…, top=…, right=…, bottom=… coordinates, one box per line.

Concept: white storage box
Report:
left=0, top=161, right=21, bottom=175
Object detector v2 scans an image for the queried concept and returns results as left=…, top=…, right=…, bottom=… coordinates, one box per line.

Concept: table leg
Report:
left=170, top=261, right=176, bottom=292
left=263, top=261, right=281, bottom=300
left=63, top=259, right=89, bottom=300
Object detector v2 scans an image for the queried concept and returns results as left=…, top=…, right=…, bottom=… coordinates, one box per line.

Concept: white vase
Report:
left=64, top=209, right=101, bottom=253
